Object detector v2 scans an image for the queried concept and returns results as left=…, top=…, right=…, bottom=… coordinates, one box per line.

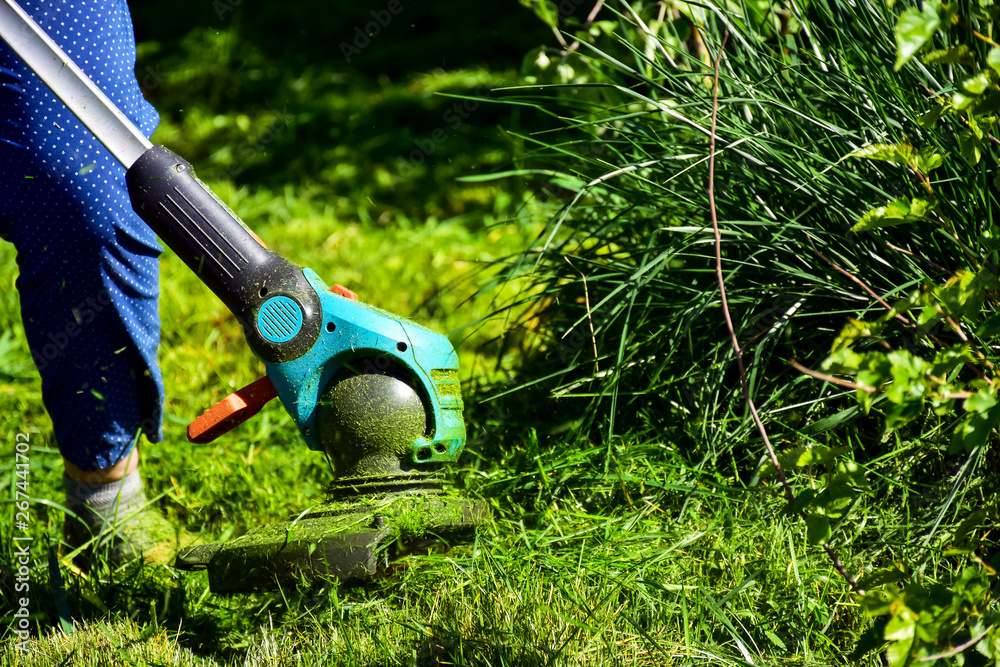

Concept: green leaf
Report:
left=922, top=44, right=975, bottom=66
left=520, top=0, right=559, bottom=27
left=813, top=482, right=856, bottom=518
left=830, top=320, right=884, bottom=352
left=950, top=402, right=1000, bottom=453
left=988, top=47, right=1000, bottom=76
left=836, top=458, right=870, bottom=489
left=785, top=444, right=834, bottom=467
left=953, top=509, right=987, bottom=545
left=887, top=400, right=925, bottom=428
left=852, top=619, right=889, bottom=659
left=884, top=383, right=927, bottom=428
left=801, top=407, right=860, bottom=435
left=958, top=129, right=983, bottom=164
left=976, top=313, right=1000, bottom=338
left=894, top=2, right=941, bottom=71
left=914, top=146, right=946, bottom=172
left=917, top=104, right=946, bottom=128
left=885, top=636, right=913, bottom=667
left=961, top=70, right=992, bottom=95
left=963, top=387, right=997, bottom=414
left=790, top=488, right=818, bottom=514
left=845, top=142, right=944, bottom=172
left=884, top=350, right=929, bottom=418
left=857, top=354, right=892, bottom=391
left=936, top=268, right=998, bottom=320
left=918, top=304, right=941, bottom=326
left=859, top=566, right=908, bottom=590
left=973, top=91, right=1000, bottom=114
left=821, top=348, right=863, bottom=373
left=930, top=345, right=973, bottom=377
left=852, top=196, right=935, bottom=232
left=763, top=628, right=787, bottom=650
left=953, top=90, right=977, bottom=111
left=885, top=613, right=916, bottom=641
left=805, top=514, right=831, bottom=545
left=885, top=636, right=914, bottom=667
left=907, top=196, right=934, bottom=217
left=860, top=587, right=899, bottom=616
left=847, top=142, right=913, bottom=166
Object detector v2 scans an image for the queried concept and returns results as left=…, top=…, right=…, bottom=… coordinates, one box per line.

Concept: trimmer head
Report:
left=176, top=366, right=488, bottom=594
left=176, top=487, right=488, bottom=594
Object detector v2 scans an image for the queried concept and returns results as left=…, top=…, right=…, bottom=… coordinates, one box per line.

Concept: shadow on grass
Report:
left=408, top=625, right=557, bottom=667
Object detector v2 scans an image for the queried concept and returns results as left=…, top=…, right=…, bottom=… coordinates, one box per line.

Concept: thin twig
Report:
left=958, top=20, right=1000, bottom=47
left=919, top=81, right=1000, bottom=148
left=586, top=0, right=605, bottom=22
left=550, top=24, right=570, bottom=50
left=707, top=35, right=859, bottom=592
left=808, top=237, right=994, bottom=377
left=807, top=236, right=915, bottom=328
left=707, top=31, right=790, bottom=504
left=789, top=359, right=971, bottom=399
left=944, top=315, right=969, bottom=343
left=917, top=626, right=994, bottom=662
left=788, top=359, right=872, bottom=392
left=884, top=241, right=951, bottom=275
left=567, top=0, right=607, bottom=52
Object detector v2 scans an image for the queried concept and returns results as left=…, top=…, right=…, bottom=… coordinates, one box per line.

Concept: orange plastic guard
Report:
left=330, top=284, right=359, bottom=301
left=188, top=376, right=279, bottom=444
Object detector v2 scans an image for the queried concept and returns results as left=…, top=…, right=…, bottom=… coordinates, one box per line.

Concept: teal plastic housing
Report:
left=260, top=269, right=465, bottom=464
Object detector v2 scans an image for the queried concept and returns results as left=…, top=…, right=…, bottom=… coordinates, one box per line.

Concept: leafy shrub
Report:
left=483, top=0, right=1000, bottom=662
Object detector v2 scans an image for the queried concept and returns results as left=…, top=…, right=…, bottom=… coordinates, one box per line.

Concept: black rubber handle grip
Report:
left=125, top=145, right=320, bottom=362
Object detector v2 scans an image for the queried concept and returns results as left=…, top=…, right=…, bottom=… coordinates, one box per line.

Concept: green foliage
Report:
left=852, top=196, right=936, bottom=232
left=476, top=0, right=1000, bottom=664
left=847, top=142, right=947, bottom=172
left=6, top=0, right=1000, bottom=664
left=815, top=0, right=1000, bottom=661
left=894, top=2, right=941, bottom=71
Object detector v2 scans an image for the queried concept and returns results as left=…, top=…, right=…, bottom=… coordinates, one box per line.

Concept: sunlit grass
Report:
left=6, top=0, right=995, bottom=664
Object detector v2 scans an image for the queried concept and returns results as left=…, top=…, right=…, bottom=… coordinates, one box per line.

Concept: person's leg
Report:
left=0, top=0, right=175, bottom=562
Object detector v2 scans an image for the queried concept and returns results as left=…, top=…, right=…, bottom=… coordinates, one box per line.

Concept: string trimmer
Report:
left=0, top=0, right=486, bottom=593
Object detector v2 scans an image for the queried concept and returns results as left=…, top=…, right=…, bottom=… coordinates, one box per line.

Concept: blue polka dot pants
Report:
left=0, top=0, right=164, bottom=470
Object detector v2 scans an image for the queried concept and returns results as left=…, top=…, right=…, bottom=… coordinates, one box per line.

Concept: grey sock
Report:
left=63, top=468, right=146, bottom=524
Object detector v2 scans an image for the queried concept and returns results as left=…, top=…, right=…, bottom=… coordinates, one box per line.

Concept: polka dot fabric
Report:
left=0, top=0, right=164, bottom=470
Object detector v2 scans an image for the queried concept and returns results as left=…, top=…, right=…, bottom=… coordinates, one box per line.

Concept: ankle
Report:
left=63, top=446, right=140, bottom=484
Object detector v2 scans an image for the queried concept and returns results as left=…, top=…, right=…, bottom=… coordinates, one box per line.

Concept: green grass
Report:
left=6, top=0, right=998, bottom=665
left=0, top=219, right=875, bottom=665
left=1, top=428, right=870, bottom=665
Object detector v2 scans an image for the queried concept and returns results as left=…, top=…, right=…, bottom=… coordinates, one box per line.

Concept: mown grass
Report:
left=0, top=220, right=879, bottom=665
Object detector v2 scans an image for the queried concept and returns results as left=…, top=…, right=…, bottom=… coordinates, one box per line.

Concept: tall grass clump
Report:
left=475, top=0, right=1000, bottom=661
